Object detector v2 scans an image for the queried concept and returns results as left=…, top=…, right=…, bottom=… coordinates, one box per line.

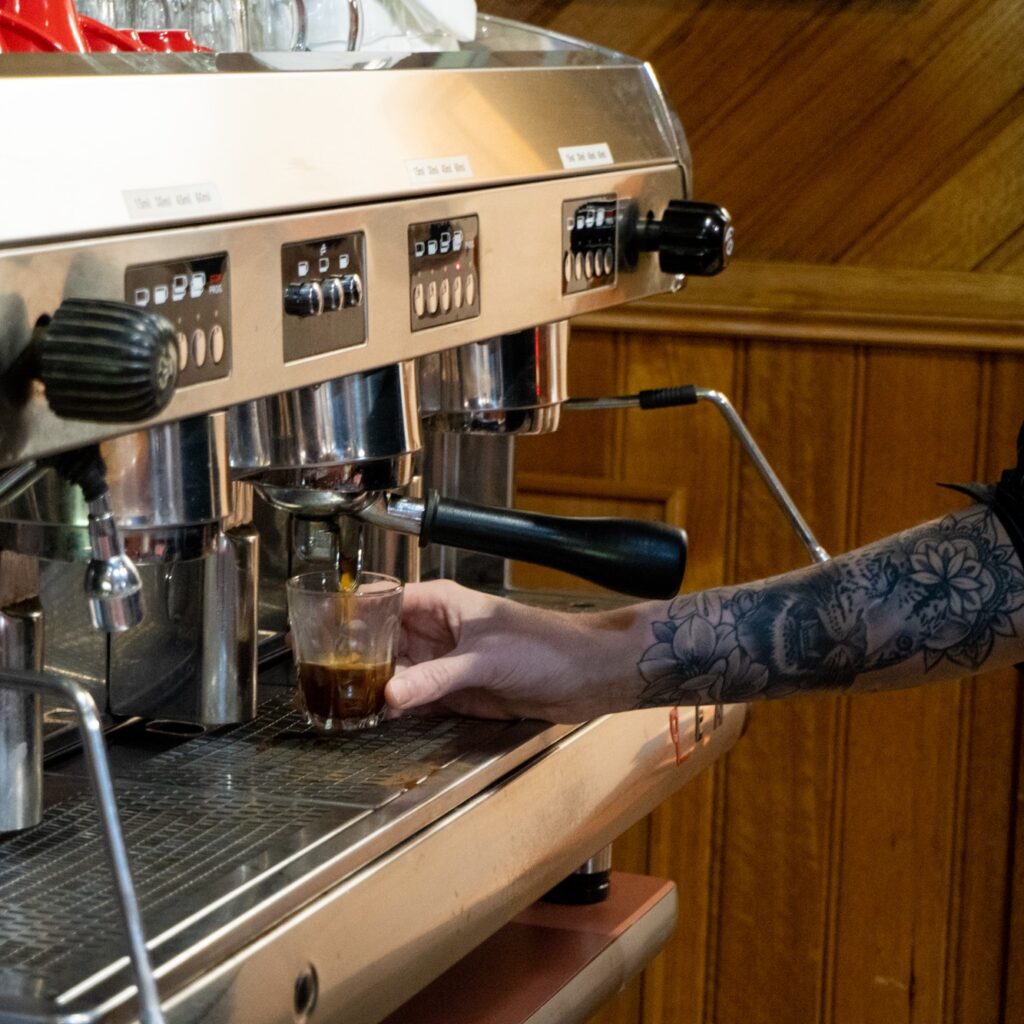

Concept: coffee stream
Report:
left=334, top=515, right=363, bottom=592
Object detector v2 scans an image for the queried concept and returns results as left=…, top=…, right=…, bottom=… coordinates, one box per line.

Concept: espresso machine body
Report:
left=0, top=21, right=745, bottom=1024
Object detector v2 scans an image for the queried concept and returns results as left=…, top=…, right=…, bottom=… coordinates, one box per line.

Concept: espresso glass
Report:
left=286, top=570, right=403, bottom=732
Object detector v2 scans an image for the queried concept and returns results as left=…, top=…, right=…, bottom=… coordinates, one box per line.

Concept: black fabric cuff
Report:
left=941, top=422, right=1024, bottom=570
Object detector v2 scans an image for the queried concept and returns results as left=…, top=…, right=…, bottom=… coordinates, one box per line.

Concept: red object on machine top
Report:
left=0, top=0, right=208, bottom=51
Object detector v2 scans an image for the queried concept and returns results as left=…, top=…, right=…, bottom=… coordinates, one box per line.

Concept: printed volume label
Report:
left=123, top=183, right=223, bottom=220
left=407, top=156, right=474, bottom=184
left=558, top=143, right=614, bottom=169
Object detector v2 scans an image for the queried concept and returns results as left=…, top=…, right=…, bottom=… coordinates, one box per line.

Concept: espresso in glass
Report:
left=296, top=655, right=394, bottom=726
left=286, top=571, right=404, bottom=733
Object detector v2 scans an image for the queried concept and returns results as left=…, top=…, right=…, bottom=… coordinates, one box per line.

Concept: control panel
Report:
left=408, top=215, right=480, bottom=331
left=562, top=196, right=617, bottom=295
left=281, top=233, right=367, bottom=363
left=125, top=252, right=230, bottom=386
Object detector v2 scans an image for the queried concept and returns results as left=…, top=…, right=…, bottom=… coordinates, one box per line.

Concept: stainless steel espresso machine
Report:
left=0, top=17, right=748, bottom=1024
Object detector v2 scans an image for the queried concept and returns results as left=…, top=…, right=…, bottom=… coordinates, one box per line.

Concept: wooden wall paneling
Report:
left=982, top=354, right=1024, bottom=1024
left=708, top=341, right=861, bottom=1024
left=616, top=333, right=740, bottom=592
left=582, top=262, right=1024, bottom=353
left=516, top=328, right=623, bottom=481
left=851, top=98, right=1024, bottom=271
left=587, top=817, right=654, bottom=1024
left=481, top=1, right=1024, bottom=272
left=830, top=350, right=983, bottom=1024
left=609, top=330, right=740, bottom=1024
left=642, top=768, right=717, bottom=1024
left=766, top=0, right=1024, bottom=265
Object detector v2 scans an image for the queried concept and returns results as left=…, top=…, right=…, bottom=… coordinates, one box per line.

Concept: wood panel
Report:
left=484, top=3, right=1022, bottom=1021
left=513, top=313, right=1022, bottom=1024
left=481, top=0, right=1024, bottom=271
left=710, top=341, right=861, bottom=1024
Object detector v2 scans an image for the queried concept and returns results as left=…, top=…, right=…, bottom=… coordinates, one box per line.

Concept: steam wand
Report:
left=565, top=385, right=830, bottom=565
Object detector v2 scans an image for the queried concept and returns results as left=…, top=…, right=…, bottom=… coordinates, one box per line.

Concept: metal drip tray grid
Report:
left=0, top=780, right=365, bottom=1002
left=120, top=694, right=511, bottom=809
left=0, top=693, right=551, bottom=1021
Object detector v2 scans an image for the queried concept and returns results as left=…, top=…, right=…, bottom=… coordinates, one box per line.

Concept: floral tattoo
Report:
left=636, top=506, right=1024, bottom=707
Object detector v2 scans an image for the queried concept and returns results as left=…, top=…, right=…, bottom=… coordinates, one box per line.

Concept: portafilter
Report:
left=230, top=360, right=688, bottom=599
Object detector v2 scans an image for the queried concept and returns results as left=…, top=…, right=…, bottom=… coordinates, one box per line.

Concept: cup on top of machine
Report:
left=286, top=570, right=403, bottom=732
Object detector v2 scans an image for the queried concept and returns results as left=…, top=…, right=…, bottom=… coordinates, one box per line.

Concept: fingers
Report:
left=386, top=651, right=484, bottom=710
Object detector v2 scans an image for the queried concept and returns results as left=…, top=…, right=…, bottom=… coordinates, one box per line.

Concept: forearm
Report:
left=623, top=504, right=1024, bottom=708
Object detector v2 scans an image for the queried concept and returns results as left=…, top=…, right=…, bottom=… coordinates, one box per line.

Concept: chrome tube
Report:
left=0, top=668, right=165, bottom=1024
left=0, top=600, right=43, bottom=834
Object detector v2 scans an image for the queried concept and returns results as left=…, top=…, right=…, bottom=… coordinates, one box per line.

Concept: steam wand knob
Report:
left=29, top=298, right=178, bottom=422
left=631, top=200, right=734, bottom=277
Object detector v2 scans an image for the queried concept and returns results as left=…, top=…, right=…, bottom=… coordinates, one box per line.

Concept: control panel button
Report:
left=284, top=281, right=325, bottom=318
left=563, top=195, right=618, bottom=296
left=191, top=328, right=207, bottom=368
left=322, top=276, right=344, bottom=312
left=209, top=324, right=225, bottom=364
left=409, top=214, right=479, bottom=331
left=133, top=287, right=150, bottom=307
left=126, top=251, right=230, bottom=388
left=341, top=273, right=362, bottom=308
left=564, top=251, right=573, bottom=284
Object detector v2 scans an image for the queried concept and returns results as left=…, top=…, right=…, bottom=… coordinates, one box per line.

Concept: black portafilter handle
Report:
left=632, top=200, right=734, bottom=277
left=27, top=298, right=179, bottom=422
left=419, top=491, right=687, bottom=600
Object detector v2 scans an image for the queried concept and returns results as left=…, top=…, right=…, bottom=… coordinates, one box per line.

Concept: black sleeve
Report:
left=943, top=421, right=1024, bottom=568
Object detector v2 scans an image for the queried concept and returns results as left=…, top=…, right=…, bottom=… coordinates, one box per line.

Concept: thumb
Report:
left=386, top=651, right=482, bottom=709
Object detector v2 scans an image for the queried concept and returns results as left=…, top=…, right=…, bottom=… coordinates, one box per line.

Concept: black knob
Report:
left=633, top=201, right=734, bottom=277
left=33, top=299, right=178, bottom=423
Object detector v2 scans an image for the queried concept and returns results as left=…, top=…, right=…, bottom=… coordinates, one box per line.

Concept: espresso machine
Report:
left=0, top=15, right=755, bottom=1024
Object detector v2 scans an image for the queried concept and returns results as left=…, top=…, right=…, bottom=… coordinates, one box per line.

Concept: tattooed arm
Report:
left=386, top=505, right=1024, bottom=723
left=635, top=504, right=1024, bottom=707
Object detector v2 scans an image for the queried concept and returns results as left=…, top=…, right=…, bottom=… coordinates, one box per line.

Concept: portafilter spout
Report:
left=356, top=491, right=688, bottom=600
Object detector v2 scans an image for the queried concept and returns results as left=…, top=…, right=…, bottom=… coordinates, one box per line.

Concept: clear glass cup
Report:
left=286, top=570, right=403, bottom=732
left=247, top=0, right=304, bottom=50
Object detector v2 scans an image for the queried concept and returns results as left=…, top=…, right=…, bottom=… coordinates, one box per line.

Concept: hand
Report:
left=385, top=580, right=648, bottom=722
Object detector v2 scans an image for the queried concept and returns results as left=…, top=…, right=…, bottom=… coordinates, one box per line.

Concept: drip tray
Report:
left=0, top=693, right=567, bottom=1023
left=119, top=694, right=509, bottom=809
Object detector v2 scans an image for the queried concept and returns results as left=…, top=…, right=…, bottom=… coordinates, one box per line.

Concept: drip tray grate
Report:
left=119, top=694, right=510, bottom=808
left=0, top=780, right=364, bottom=993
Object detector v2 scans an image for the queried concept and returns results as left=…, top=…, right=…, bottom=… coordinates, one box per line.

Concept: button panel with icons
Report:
left=562, top=195, right=617, bottom=296
left=125, top=252, right=230, bottom=386
left=281, top=233, right=366, bottom=363
left=408, top=215, right=479, bottom=331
